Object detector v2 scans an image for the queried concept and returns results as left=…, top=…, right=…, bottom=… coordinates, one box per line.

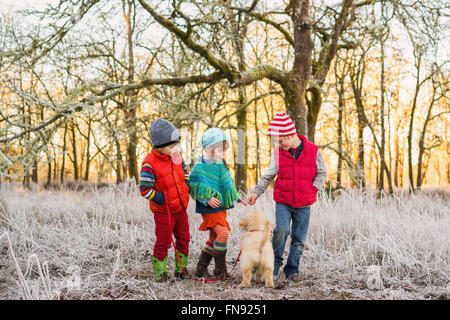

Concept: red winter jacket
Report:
left=273, top=135, right=318, bottom=207
left=142, top=149, right=189, bottom=214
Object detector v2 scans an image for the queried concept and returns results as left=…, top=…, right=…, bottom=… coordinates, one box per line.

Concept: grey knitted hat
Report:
left=149, top=119, right=180, bottom=148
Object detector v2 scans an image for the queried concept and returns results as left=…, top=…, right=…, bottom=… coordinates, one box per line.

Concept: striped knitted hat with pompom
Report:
left=268, top=111, right=297, bottom=136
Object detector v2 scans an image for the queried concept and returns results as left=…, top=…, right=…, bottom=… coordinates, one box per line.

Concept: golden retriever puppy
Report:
left=238, top=210, right=274, bottom=288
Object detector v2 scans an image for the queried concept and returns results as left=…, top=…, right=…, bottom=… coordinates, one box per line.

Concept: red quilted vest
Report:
left=142, top=149, right=189, bottom=214
left=273, top=135, right=318, bottom=207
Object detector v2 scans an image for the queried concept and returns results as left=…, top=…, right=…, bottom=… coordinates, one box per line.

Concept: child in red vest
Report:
left=139, top=119, right=190, bottom=282
left=248, top=112, right=327, bottom=281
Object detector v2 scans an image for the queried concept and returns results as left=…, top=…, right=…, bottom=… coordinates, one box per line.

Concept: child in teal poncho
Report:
left=189, top=127, right=247, bottom=278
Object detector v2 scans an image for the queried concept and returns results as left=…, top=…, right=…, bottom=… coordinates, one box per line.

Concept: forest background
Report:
left=1, top=0, right=448, bottom=193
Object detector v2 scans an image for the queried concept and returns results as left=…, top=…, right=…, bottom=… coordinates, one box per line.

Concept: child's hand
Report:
left=239, top=198, right=248, bottom=206
left=206, top=197, right=221, bottom=208
left=247, top=193, right=259, bottom=205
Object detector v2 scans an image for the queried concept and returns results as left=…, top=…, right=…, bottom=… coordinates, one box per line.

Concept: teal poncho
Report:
left=189, top=156, right=240, bottom=208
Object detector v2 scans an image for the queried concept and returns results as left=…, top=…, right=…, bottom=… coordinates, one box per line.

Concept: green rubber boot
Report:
left=174, top=250, right=189, bottom=279
left=151, top=255, right=169, bottom=283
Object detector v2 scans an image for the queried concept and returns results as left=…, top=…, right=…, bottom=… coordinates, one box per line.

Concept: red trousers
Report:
left=153, top=210, right=190, bottom=261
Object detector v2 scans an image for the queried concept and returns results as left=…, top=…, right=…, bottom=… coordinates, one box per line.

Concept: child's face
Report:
left=271, top=134, right=296, bottom=150
left=205, top=141, right=228, bottom=161
left=156, top=142, right=180, bottom=156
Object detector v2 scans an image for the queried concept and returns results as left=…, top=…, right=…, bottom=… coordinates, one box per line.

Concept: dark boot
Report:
left=194, top=250, right=214, bottom=277
left=213, top=250, right=229, bottom=278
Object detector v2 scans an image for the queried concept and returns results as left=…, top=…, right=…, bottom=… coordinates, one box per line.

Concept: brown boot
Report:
left=194, top=250, right=214, bottom=277
left=213, top=250, right=229, bottom=279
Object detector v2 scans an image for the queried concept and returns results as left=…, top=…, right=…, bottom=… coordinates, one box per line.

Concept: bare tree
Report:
left=417, top=64, right=449, bottom=189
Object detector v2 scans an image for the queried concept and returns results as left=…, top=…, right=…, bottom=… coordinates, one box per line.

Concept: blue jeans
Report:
left=272, top=202, right=311, bottom=277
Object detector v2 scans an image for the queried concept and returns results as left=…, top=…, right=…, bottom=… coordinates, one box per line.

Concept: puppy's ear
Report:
left=265, top=220, right=271, bottom=230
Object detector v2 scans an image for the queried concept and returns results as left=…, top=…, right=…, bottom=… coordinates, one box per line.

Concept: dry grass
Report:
left=0, top=182, right=449, bottom=300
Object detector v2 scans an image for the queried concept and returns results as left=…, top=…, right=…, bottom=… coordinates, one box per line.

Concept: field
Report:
left=0, top=182, right=448, bottom=300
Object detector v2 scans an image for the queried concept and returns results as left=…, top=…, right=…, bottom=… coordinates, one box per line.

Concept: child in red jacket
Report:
left=139, top=119, right=190, bottom=282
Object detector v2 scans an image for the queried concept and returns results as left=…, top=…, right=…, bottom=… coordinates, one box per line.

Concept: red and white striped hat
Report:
left=268, top=111, right=297, bottom=136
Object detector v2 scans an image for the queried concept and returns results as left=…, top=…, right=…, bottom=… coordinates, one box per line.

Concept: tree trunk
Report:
left=284, top=81, right=309, bottom=136
left=60, top=121, right=68, bottom=183
left=368, top=140, right=377, bottom=187
left=407, top=56, right=422, bottom=192
left=398, top=149, right=404, bottom=188
left=84, top=116, right=92, bottom=181
left=52, top=148, right=57, bottom=184
left=229, top=8, right=249, bottom=194
left=123, top=0, right=139, bottom=183
left=46, top=154, right=51, bottom=187
left=31, top=160, right=38, bottom=183
left=285, top=0, right=313, bottom=137
left=394, top=127, right=400, bottom=188
left=70, top=119, right=79, bottom=180
left=337, top=76, right=344, bottom=186
left=235, top=103, right=248, bottom=193
left=307, top=88, right=321, bottom=142
left=417, top=131, right=425, bottom=189
left=115, top=139, right=123, bottom=184
left=356, top=109, right=366, bottom=188
left=378, top=41, right=386, bottom=192
left=351, top=74, right=366, bottom=188
left=417, top=85, right=438, bottom=189
left=254, top=84, right=260, bottom=183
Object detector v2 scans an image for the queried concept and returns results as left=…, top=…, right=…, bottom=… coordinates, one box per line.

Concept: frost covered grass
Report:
left=0, top=182, right=448, bottom=300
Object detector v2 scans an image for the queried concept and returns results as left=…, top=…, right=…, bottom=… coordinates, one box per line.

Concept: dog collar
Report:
left=246, top=229, right=273, bottom=235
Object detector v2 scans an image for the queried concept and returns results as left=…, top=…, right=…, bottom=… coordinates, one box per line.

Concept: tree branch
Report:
left=23, top=0, right=100, bottom=67
left=314, top=0, right=354, bottom=85
left=0, top=71, right=226, bottom=144
left=229, top=64, right=287, bottom=88
left=246, top=12, right=294, bottom=47
left=217, top=90, right=282, bottom=125
left=137, top=0, right=238, bottom=79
